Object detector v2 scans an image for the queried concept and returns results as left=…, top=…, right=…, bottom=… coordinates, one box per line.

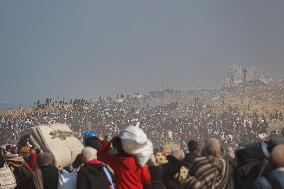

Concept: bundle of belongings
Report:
left=30, top=123, right=83, bottom=168
left=119, top=125, right=153, bottom=166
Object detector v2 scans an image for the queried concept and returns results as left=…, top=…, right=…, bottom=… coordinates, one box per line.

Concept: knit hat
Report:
left=84, top=137, right=102, bottom=150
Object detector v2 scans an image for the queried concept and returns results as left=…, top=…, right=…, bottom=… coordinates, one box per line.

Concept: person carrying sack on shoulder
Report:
left=97, top=126, right=153, bottom=189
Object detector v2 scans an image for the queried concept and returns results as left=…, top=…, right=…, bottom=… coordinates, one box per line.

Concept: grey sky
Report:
left=1, top=0, right=284, bottom=103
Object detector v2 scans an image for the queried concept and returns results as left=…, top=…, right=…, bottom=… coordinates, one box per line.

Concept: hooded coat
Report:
left=77, top=159, right=110, bottom=189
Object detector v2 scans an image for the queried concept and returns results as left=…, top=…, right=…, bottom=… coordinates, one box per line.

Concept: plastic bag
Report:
left=119, top=126, right=153, bottom=166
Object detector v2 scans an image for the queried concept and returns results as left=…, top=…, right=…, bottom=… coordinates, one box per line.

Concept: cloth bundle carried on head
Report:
left=119, top=126, right=153, bottom=166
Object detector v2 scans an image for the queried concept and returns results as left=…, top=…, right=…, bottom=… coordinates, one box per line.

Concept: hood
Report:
left=83, top=162, right=105, bottom=176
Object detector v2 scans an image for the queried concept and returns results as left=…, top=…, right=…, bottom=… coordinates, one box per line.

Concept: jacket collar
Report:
left=87, top=159, right=103, bottom=165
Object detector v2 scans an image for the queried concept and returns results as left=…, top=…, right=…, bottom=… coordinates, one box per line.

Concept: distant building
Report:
left=149, top=89, right=176, bottom=97
left=227, top=65, right=243, bottom=84
left=246, top=65, right=265, bottom=81
left=226, top=64, right=272, bottom=84
left=115, top=98, right=124, bottom=103
left=133, top=93, right=143, bottom=99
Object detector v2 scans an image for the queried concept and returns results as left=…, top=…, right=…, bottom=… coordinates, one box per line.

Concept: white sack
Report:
left=119, top=126, right=153, bottom=166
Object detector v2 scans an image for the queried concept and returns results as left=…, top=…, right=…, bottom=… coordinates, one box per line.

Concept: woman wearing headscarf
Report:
left=33, top=152, right=58, bottom=189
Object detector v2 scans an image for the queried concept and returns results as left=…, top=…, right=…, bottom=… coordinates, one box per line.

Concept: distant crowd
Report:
left=1, top=94, right=284, bottom=189
left=1, top=95, right=283, bottom=149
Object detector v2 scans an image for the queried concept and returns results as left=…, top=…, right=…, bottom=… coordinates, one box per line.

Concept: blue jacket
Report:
left=254, top=168, right=284, bottom=189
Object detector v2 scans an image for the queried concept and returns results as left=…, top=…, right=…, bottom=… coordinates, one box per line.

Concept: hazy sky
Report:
left=1, top=0, right=284, bottom=103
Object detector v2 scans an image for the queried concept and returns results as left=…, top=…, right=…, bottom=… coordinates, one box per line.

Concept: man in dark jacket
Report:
left=184, top=140, right=199, bottom=168
left=145, top=155, right=166, bottom=189
left=77, top=147, right=111, bottom=189
left=162, top=150, right=188, bottom=189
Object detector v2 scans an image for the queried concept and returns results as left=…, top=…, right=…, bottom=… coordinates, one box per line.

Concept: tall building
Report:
left=226, top=65, right=243, bottom=84
left=226, top=65, right=271, bottom=84
left=246, top=65, right=265, bottom=81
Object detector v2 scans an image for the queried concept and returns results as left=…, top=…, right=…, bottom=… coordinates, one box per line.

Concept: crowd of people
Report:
left=1, top=94, right=282, bottom=150
left=1, top=93, right=284, bottom=189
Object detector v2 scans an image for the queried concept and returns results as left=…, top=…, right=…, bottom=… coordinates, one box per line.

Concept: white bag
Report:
left=0, top=164, right=17, bottom=189
left=119, top=126, right=153, bottom=166
left=57, top=169, right=77, bottom=189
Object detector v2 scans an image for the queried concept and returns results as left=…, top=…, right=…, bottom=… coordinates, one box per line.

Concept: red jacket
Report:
left=98, top=140, right=151, bottom=189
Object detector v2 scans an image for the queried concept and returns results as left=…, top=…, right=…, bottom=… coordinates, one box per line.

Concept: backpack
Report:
left=0, top=163, right=17, bottom=189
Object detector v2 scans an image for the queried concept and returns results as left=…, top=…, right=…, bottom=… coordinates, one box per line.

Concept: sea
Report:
left=0, top=102, right=34, bottom=111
